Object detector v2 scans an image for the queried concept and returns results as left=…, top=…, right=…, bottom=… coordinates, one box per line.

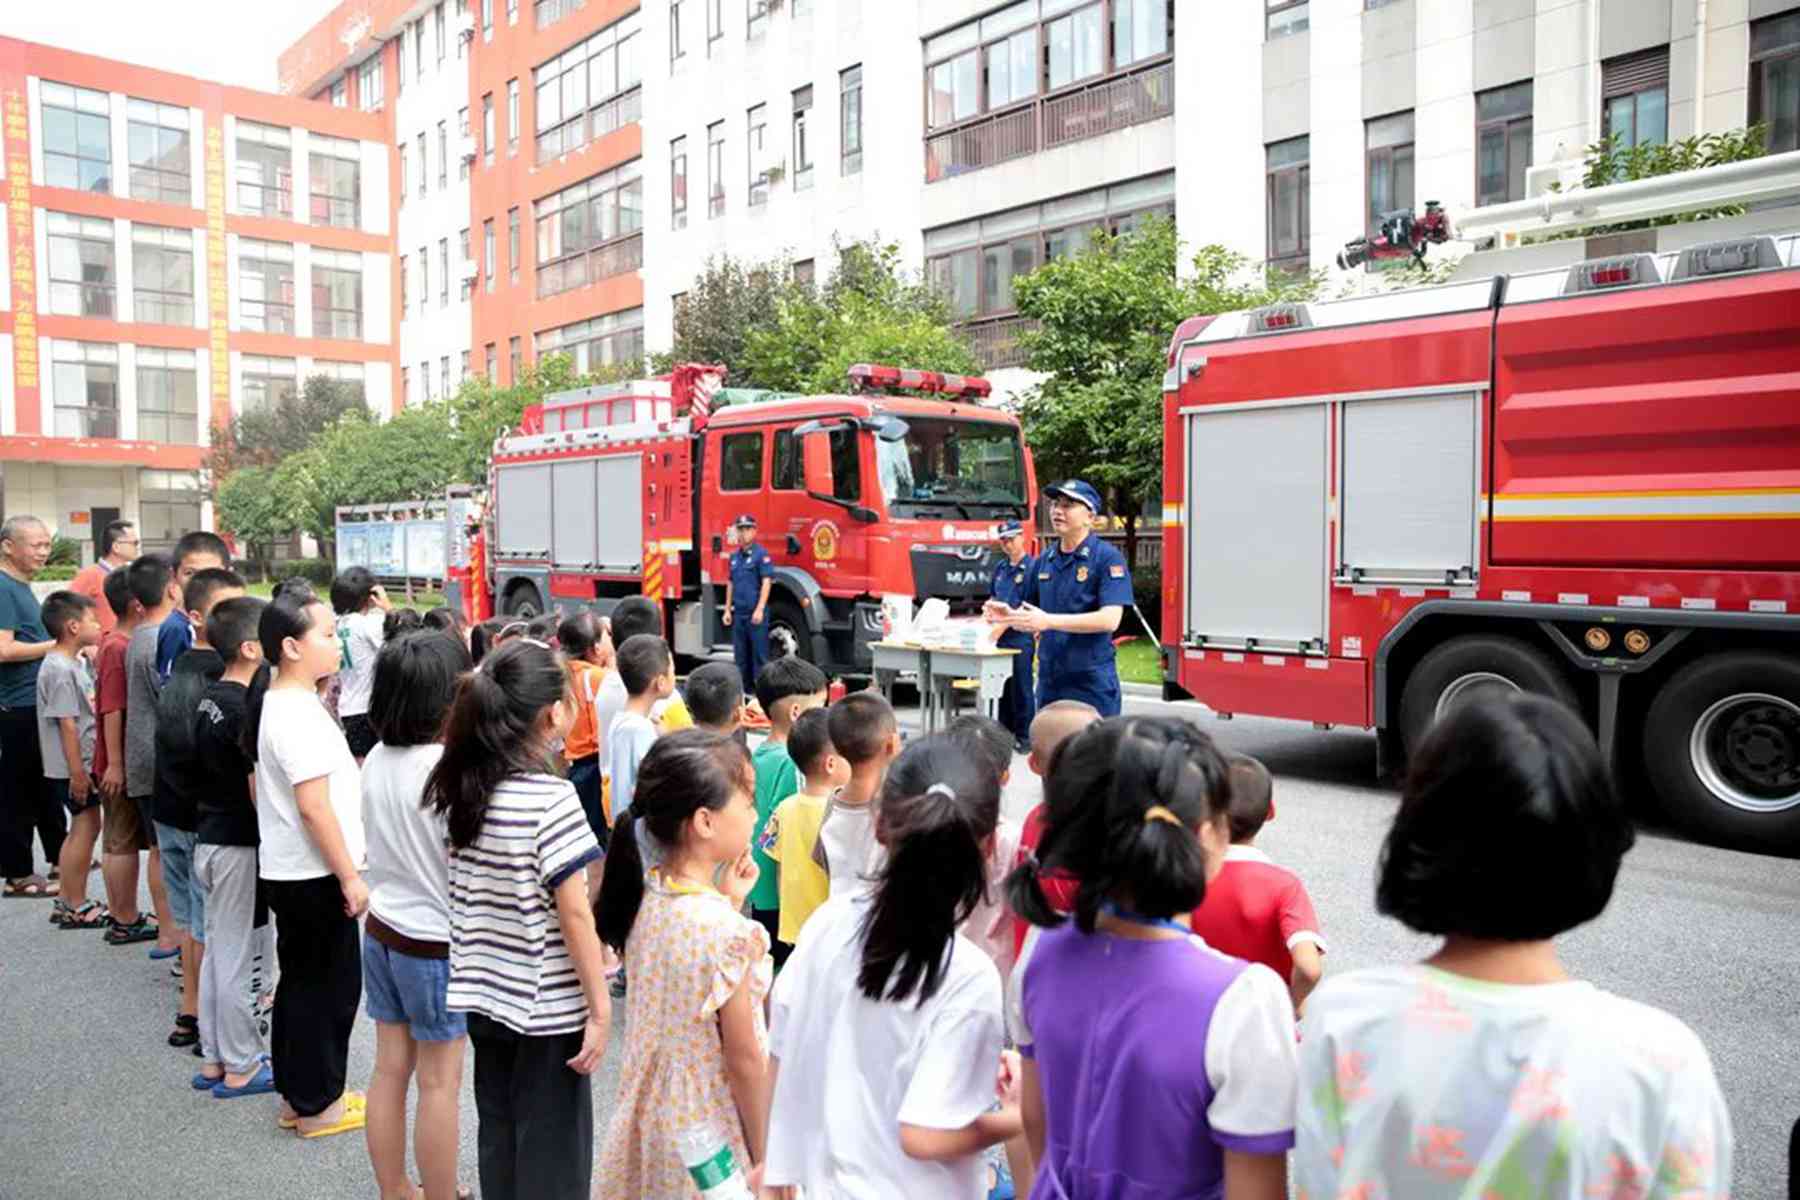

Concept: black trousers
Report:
left=263, top=874, right=361, bottom=1117
left=468, top=1012, right=594, bottom=1200
left=0, top=706, right=63, bottom=879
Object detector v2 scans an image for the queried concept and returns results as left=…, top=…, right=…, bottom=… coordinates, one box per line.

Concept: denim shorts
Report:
left=363, top=931, right=466, bottom=1042
left=153, top=822, right=205, bottom=941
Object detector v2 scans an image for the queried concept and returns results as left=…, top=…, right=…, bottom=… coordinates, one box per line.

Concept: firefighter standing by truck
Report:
left=989, top=520, right=1038, bottom=752
left=987, top=479, right=1133, bottom=717
left=723, top=513, right=773, bottom=694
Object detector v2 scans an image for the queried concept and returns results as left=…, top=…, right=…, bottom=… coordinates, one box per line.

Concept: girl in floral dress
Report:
left=595, top=729, right=770, bottom=1199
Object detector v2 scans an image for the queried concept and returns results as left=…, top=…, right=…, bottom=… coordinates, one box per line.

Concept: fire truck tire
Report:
left=766, top=596, right=810, bottom=664
left=1642, top=652, right=1800, bottom=853
left=502, top=581, right=545, bottom=619
left=1397, top=635, right=1578, bottom=756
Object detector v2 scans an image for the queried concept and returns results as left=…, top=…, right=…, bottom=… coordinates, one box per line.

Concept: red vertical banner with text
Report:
left=204, top=117, right=230, bottom=433
left=4, top=86, right=39, bottom=433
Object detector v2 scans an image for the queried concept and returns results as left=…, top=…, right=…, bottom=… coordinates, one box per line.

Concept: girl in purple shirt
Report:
left=1006, top=716, right=1298, bottom=1200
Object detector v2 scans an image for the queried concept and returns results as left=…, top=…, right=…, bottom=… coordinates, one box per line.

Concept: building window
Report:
left=534, top=307, right=646, bottom=373
left=461, top=350, right=470, bottom=379
left=460, top=226, right=473, bottom=299
left=439, top=238, right=450, bottom=306
left=534, top=161, right=644, bottom=298
left=135, top=348, right=198, bottom=445
left=45, top=213, right=116, bottom=318
left=459, top=107, right=471, bottom=179
left=793, top=258, right=815, bottom=287
left=747, top=0, right=769, bottom=39
left=1267, top=0, right=1308, bottom=39
left=535, top=0, right=587, bottom=28
left=507, top=79, right=520, bottom=156
left=840, top=65, right=863, bottom=175
left=671, top=135, right=689, bottom=228
left=483, top=93, right=495, bottom=166
left=418, top=131, right=428, bottom=197
left=438, top=121, right=449, bottom=187
left=671, top=0, right=688, bottom=63
left=484, top=219, right=496, bottom=292
left=330, top=79, right=347, bottom=107
left=1266, top=135, right=1309, bottom=271
left=509, top=0, right=518, bottom=24
left=1749, top=11, right=1800, bottom=154
left=509, top=206, right=521, bottom=284
left=1114, top=0, right=1169, bottom=66
left=359, top=56, right=384, bottom=110
left=240, top=355, right=298, bottom=414
left=441, top=356, right=451, bottom=396
left=1602, top=48, right=1669, bottom=151
left=400, top=252, right=411, bottom=316
left=234, top=121, right=292, bottom=218
left=707, top=121, right=726, bottom=216
left=126, top=99, right=191, bottom=205
left=422, top=359, right=433, bottom=400
left=239, top=239, right=295, bottom=333
left=51, top=341, right=119, bottom=438
left=747, top=104, right=769, bottom=205
left=315, top=360, right=366, bottom=406
left=509, top=336, right=523, bottom=381
left=707, top=0, right=724, bottom=53
left=398, top=143, right=409, bottom=208
left=1365, top=110, right=1414, bottom=232
left=312, top=249, right=364, bottom=339
left=401, top=366, right=410, bottom=402
left=132, top=226, right=195, bottom=326
left=138, top=471, right=203, bottom=552
left=792, top=86, right=813, bottom=190
left=1476, top=81, right=1532, bottom=206
left=420, top=247, right=430, bottom=315
left=719, top=432, right=764, bottom=490
left=533, top=12, right=643, bottom=164
left=483, top=0, right=493, bottom=34
left=41, top=82, right=112, bottom=194
left=436, top=2, right=448, bottom=60
left=416, top=18, right=427, bottom=77
left=309, top=137, right=361, bottom=228
left=1045, top=3, right=1105, bottom=90
left=485, top=343, right=497, bottom=378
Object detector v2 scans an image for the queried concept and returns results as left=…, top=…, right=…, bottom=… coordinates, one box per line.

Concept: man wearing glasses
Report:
left=71, top=521, right=140, bottom=636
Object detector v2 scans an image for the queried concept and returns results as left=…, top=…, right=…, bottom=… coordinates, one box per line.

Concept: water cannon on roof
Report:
left=1337, top=202, right=1453, bottom=271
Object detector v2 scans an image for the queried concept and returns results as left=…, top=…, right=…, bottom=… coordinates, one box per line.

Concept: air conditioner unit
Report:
left=459, top=134, right=478, bottom=163
left=459, top=259, right=479, bottom=282
left=456, top=10, right=476, bottom=41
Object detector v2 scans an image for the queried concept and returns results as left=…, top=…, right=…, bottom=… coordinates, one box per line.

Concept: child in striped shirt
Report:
left=426, top=639, right=610, bottom=1200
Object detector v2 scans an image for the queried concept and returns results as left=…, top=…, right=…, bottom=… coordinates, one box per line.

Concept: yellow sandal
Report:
left=296, top=1091, right=367, bottom=1139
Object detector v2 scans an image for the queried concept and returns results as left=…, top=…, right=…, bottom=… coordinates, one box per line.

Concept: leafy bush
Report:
left=1130, top=562, right=1162, bottom=638
left=34, top=564, right=78, bottom=583
left=276, top=558, right=336, bottom=588
left=46, top=535, right=82, bottom=567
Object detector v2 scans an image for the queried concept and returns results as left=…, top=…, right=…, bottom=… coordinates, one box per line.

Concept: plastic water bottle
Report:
left=675, top=1123, right=754, bottom=1200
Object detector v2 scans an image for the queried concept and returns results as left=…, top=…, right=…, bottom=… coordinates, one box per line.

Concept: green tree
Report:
left=208, top=374, right=366, bottom=480
left=1014, top=218, right=1317, bottom=565
left=214, top=465, right=289, bottom=578
left=659, top=254, right=799, bottom=385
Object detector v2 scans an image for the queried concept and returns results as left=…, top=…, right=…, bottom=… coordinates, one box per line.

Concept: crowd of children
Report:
left=5, top=516, right=1738, bottom=1200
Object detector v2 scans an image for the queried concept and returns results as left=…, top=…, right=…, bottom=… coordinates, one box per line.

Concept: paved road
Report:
left=3, top=696, right=1796, bottom=1199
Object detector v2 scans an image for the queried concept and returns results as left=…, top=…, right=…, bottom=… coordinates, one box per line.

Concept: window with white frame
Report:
left=419, top=246, right=430, bottom=315
left=359, top=56, right=384, bottom=110
left=239, top=239, right=295, bottom=333
left=671, top=136, right=688, bottom=228
left=534, top=307, right=645, bottom=373
left=440, top=356, right=450, bottom=397
left=436, top=1, right=448, bottom=60
left=438, top=121, right=449, bottom=188
left=416, top=17, right=427, bottom=76
left=309, top=136, right=361, bottom=227
left=313, top=360, right=366, bottom=407
left=508, top=79, right=520, bottom=156
left=671, top=0, right=689, bottom=63
left=126, top=99, right=191, bottom=205
left=312, top=248, right=364, bottom=339
left=51, top=341, right=119, bottom=438
left=439, top=238, right=450, bottom=306
left=132, top=225, right=195, bottom=326
left=460, top=227, right=473, bottom=299
left=792, top=86, right=813, bottom=190
left=533, top=11, right=643, bottom=163
left=748, top=0, right=769, bottom=39
left=484, top=219, right=496, bottom=292
left=398, top=143, right=409, bottom=208
left=534, top=161, right=643, bottom=297
left=707, top=0, right=724, bottom=53
left=41, top=82, right=112, bottom=193
left=1266, top=0, right=1307, bottom=39
left=840, top=65, right=863, bottom=175
left=418, top=131, right=428, bottom=197
left=46, top=212, right=116, bottom=318
left=459, top=107, right=471, bottom=179
left=509, top=207, right=521, bottom=285
left=235, top=121, right=292, bottom=218
left=240, top=354, right=298, bottom=414
left=747, top=104, right=769, bottom=205
left=483, top=93, right=495, bottom=165
left=135, top=347, right=199, bottom=444
left=138, top=470, right=203, bottom=553
left=707, top=120, right=725, bottom=216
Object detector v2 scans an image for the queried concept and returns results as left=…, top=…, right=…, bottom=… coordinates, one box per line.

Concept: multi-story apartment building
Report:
left=0, top=36, right=393, bottom=559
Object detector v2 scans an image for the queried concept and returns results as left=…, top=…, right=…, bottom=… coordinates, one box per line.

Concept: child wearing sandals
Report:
left=427, top=639, right=610, bottom=1200
left=245, top=594, right=370, bottom=1139
left=37, top=591, right=105, bottom=928
left=361, top=631, right=474, bottom=1200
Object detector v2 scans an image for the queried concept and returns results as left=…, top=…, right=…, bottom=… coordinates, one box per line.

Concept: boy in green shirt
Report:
left=748, top=656, right=828, bottom=968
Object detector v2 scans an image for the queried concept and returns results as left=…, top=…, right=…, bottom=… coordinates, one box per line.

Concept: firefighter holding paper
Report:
left=986, top=479, right=1132, bottom=717
left=989, top=519, right=1037, bottom=752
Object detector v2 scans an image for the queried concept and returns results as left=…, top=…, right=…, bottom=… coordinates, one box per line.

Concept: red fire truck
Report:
left=1160, top=180, right=1800, bottom=853
left=454, top=362, right=1036, bottom=676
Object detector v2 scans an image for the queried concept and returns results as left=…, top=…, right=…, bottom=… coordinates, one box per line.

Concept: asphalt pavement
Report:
left=2, top=695, right=1796, bottom=1199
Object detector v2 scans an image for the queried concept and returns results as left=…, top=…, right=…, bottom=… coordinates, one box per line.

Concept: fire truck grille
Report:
left=910, top=545, right=1003, bottom=605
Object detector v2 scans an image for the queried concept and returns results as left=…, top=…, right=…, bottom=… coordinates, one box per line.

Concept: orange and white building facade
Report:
left=0, top=36, right=395, bottom=557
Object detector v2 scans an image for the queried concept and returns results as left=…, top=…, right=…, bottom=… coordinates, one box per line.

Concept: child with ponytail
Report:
left=243, top=594, right=369, bottom=1139
left=593, top=728, right=769, bottom=1198
left=763, top=735, right=1021, bottom=1199
left=1005, top=716, right=1297, bottom=1200
left=424, top=639, right=607, bottom=1200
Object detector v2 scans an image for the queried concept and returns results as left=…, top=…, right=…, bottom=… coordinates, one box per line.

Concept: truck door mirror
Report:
left=802, top=430, right=836, bottom=497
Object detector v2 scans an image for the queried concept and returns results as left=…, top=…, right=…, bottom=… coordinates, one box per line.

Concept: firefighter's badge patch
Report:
left=1077, top=566, right=1089, bottom=583
left=1109, top=564, right=1125, bottom=578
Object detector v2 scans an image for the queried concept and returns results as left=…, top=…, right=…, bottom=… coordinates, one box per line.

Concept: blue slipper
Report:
left=212, top=1063, right=275, bottom=1099
left=192, top=1070, right=224, bottom=1091
left=148, top=943, right=180, bottom=960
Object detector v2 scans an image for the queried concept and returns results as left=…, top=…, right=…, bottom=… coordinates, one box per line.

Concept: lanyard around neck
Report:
left=1099, top=901, right=1190, bottom=937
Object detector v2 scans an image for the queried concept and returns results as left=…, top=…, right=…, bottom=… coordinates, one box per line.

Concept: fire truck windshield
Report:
left=875, top=418, right=1027, bottom=519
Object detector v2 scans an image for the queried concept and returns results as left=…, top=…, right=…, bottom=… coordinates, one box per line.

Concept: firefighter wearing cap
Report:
left=987, top=479, right=1133, bottom=717
left=989, top=520, right=1037, bottom=750
left=723, top=513, right=774, bottom=694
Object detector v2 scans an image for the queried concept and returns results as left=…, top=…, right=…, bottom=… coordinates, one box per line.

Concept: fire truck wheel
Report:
left=503, top=581, right=545, bottom=619
left=1397, top=635, right=1578, bottom=757
left=1643, top=652, right=1800, bottom=853
left=766, top=597, right=811, bottom=664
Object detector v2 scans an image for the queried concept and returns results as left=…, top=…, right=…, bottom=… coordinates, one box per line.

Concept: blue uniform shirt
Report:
left=728, top=542, right=774, bottom=612
left=990, top=554, right=1036, bottom=649
left=1021, top=532, right=1134, bottom=677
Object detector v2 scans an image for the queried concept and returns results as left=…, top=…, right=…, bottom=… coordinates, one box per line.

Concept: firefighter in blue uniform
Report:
left=723, top=513, right=773, bottom=694
left=989, top=520, right=1037, bottom=752
left=987, top=480, right=1133, bottom=717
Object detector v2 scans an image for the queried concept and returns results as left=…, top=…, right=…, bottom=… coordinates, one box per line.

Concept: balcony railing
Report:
left=535, top=231, right=644, bottom=300
left=925, top=58, right=1174, bottom=184
left=536, top=87, right=643, bottom=165
left=962, top=314, right=1039, bottom=370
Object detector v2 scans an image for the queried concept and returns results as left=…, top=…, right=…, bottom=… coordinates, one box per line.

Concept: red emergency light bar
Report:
left=847, top=362, right=992, bottom=400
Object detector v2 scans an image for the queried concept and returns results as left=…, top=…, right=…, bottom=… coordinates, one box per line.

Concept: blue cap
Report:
left=996, top=520, right=1025, bottom=539
left=1044, top=479, right=1102, bottom=514
left=733, top=513, right=758, bottom=528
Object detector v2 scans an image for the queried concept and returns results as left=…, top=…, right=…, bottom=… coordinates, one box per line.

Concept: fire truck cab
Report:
left=1162, top=203, right=1800, bottom=853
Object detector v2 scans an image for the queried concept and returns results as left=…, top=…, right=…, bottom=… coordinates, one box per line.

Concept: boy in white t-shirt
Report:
left=814, top=691, right=900, bottom=897
left=605, top=634, right=675, bottom=829
left=327, top=566, right=390, bottom=762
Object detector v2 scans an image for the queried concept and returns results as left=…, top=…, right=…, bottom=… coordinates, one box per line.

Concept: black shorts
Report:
left=50, top=775, right=101, bottom=817
left=341, top=713, right=379, bottom=758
